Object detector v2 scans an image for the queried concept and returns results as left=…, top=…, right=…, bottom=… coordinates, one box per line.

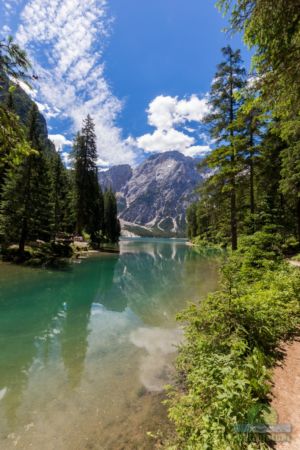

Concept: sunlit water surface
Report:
left=0, top=238, right=219, bottom=450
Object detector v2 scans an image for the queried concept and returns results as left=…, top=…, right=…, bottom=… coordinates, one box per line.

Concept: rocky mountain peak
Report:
left=99, top=151, right=202, bottom=237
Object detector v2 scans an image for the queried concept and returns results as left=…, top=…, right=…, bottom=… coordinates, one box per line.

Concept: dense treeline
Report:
left=187, top=0, right=300, bottom=250
left=0, top=37, right=120, bottom=260
left=168, top=2, right=300, bottom=449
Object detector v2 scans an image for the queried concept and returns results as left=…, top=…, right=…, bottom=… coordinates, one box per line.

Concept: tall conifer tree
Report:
left=103, top=189, right=120, bottom=243
left=0, top=105, right=54, bottom=252
left=204, top=46, right=246, bottom=249
left=73, top=115, right=104, bottom=242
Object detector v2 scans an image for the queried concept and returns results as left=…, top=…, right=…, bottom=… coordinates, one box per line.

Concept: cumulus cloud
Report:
left=61, top=151, right=72, bottom=166
left=49, top=134, right=73, bottom=151
left=137, top=129, right=194, bottom=153
left=136, top=94, right=211, bottom=157
left=1, top=24, right=11, bottom=35
left=148, top=95, right=209, bottom=130
left=12, top=0, right=137, bottom=166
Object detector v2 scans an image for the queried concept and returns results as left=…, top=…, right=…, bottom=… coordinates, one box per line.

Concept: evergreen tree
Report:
left=280, top=142, right=300, bottom=241
left=103, top=189, right=120, bottom=243
left=0, top=37, right=34, bottom=195
left=72, top=115, right=104, bottom=242
left=0, top=105, right=54, bottom=252
left=186, top=203, right=198, bottom=240
left=0, top=99, right=32, bottom=197
left=0, top=36, right=32, bottom=83
left=51, top=152, right=75, bottom=234
left=203, top=46, right=246, bottom=249
left=256, top=129, right=286, bottom=230
left=218, top=0, right=300, bottom=242
left=233, top=87, right=265, bottom=232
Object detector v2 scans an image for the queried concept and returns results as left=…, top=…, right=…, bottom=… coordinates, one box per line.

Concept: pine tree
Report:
left=204, top=46, right=246, bottom=249
left=0, top=104, right=54, bottom=252
left=218, top=0, right=300, bottom=243
left=51, top=152, right=75, bottom=234
left=0, top=96, right=32, bottom=198
left=186, top=204, right=198, bottom=239
left=0, top=36, right=32, bottom=83
left=233, top=87, right=265, bottom=232
left=103, top=189, right=120, bottom=243
left=0, top=37, right=34, bottom=197
left=72, top=115, right=104, bottom=242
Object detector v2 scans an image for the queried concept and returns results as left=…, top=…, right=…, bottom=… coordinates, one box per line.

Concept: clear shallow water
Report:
left=0, top=238, right=218, bottom=450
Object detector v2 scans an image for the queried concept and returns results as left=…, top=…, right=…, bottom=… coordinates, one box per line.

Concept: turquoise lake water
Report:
left=0, top=238, right=219, bottom=449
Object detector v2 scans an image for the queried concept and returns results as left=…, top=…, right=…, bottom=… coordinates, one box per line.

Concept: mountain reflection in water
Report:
left=0, top=238, right=219, bottom=450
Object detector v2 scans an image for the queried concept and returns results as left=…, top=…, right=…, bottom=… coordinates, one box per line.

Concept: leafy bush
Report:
left=166, top=233, right=300, bottom=449
left=283, top=237, right=300, bottom=256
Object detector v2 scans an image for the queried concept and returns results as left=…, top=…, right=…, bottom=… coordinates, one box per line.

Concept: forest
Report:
left=0, top=39, right=120, bottom=264
left=1, top=0, right=300, bottom=448
left=169, top=1, right=300, bottom=449
left=187, top=0, right=300, bottom=252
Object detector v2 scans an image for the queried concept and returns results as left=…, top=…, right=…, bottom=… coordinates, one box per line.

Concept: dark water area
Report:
left=0, top=238, right=219, bottom=449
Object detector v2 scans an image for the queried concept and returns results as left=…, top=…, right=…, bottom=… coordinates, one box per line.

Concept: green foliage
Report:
left=0, top=105, right=55, bottom=251
left=103, top=189, right=121, bottom=244
left=0, top=107, right=34, bottom=180
left=51, top=151, right=76, bottom=234
left=186, top=204, right=198, bottom=239
left=167, top=233, right=300, bottom=449
left=214, top=0, right=300, bottom=243
left=177, top=4, right=300, bottom=448
left=0, top=36, right=32, bottom=83
left=0, top=39, right=121, bottom=257
left=291, top=253, right=300, bottom=262
left=72, top=115, right=104, bottom=242
left=2, top=241, right=73, bottom=266
left=203, top=46, right=247, bottom=250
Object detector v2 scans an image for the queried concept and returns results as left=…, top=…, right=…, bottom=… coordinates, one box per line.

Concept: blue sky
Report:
left=0, top=0, right=251, bottom=166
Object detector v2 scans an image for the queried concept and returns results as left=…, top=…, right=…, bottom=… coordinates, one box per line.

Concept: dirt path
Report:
left=287, top=260, right=300, bottom=267
left=272, top=340, right=300, bottom=449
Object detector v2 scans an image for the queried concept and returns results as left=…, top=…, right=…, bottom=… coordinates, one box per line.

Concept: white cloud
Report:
left=183, top=145, right=210, bottom=157
left=13, top=0, right=137, bottom=166
left=61, top=151, right=72, bottom=166
left=176, top=95, right=210, bottom=124
left=14, top=79, right=37, bottom=96
left=96, top=157, right=110, bottom=168
left=147, top=94, right=210, bottom=130
left=49, top=134, right=72, bottom=151
left=136, top=94, right=211, bottom=157
left=137, top=129, right=194, bottom=153
left=148, top=96, right=178, bottom=130
left=1, top=24, right=11, bottom=34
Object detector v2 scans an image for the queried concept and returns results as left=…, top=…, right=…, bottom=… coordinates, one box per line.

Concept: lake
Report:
left=0, top=238, right=219, bottom=450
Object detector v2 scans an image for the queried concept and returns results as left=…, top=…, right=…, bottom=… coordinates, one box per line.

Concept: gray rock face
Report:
left=105, top=151, right=202, bottom=237
left=0, top=73, right=55, bottom=153
left=98, top=164, right=133, bottom=192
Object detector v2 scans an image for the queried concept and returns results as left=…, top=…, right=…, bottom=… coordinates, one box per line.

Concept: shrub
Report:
left=166, top=233, right=300, bottom=449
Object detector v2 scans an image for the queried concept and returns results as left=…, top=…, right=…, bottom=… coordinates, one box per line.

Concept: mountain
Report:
left=99, top=151, right=203, bottom=237
left=0, top=73, right=55, bottom=154
left=98, top=164, right=133, bottom=192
